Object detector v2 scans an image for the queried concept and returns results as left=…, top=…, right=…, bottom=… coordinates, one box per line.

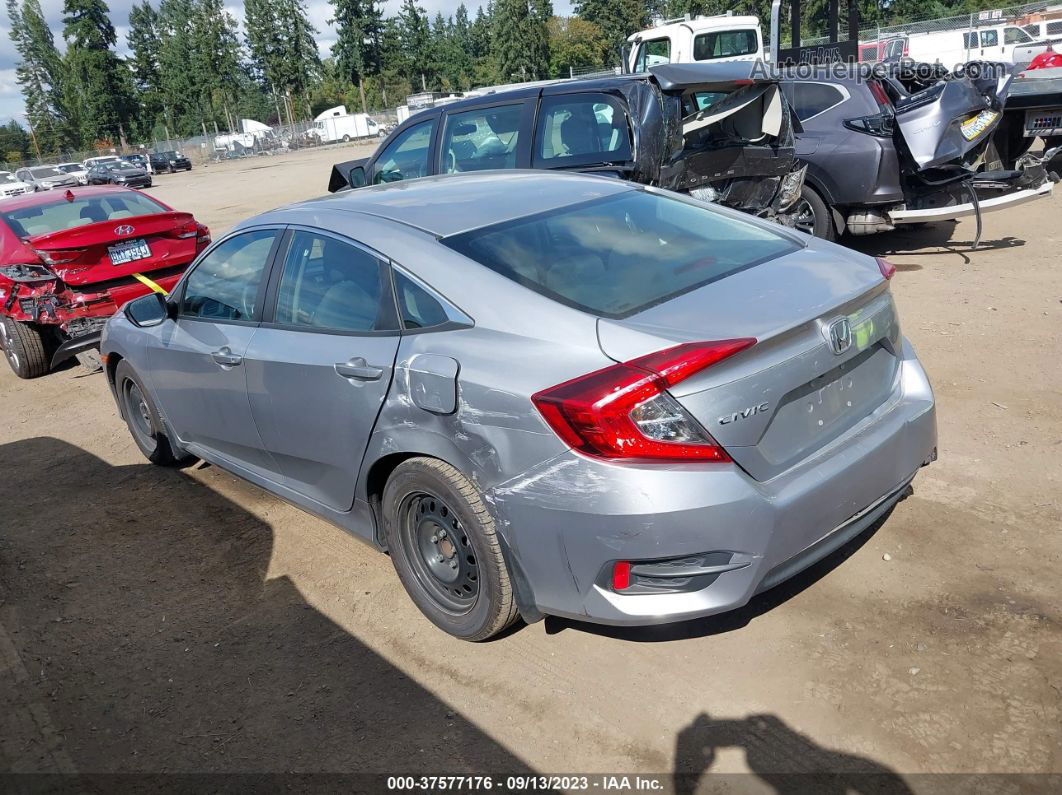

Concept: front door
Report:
left=149, top=228, right=280, bottom=473
left=244, top=229, right=401, bottom=512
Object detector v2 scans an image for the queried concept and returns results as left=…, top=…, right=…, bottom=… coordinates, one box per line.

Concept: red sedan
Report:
left=0, top=185, right=209, bottom=378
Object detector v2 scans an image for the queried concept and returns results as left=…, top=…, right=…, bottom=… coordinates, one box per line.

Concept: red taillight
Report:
left=196, top=223, right=211, bottom=247
left=868, top=79, right=891, bottom=110
left=612, top=561, right=631, bottom=591
left=531, top=339, right=755, bottom=462
left=176, top=220, right=198, bottom=239
left=875, top=257, right=896, bottom=280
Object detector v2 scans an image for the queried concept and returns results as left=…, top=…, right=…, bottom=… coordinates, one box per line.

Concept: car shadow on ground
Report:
left=544, top=507, right=895, bottom=642
left=0, top=437, right=912, bottom=791
left=844, top=221, right=1025, bottom=263
left=0, top=436, right=534, bottom=779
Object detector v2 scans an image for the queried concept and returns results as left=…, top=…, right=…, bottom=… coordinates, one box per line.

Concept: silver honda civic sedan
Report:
left=101, top=171, right=937, bottom=641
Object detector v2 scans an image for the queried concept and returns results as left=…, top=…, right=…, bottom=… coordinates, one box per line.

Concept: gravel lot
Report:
left=2, top=144, right=1060, bottom=784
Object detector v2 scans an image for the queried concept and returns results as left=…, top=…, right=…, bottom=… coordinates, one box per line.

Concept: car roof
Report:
left=0, top=185, right=143, bottom=212
left=255, top=170, right=637, bottom=238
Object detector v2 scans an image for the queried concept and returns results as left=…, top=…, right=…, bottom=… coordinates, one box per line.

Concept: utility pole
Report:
left=271, top=85, right=284, bottom=129
left=26, top=118, right=42, bottom=160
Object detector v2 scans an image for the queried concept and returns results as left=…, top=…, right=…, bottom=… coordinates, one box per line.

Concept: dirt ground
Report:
left=1, top=144, right=1060, bottom=787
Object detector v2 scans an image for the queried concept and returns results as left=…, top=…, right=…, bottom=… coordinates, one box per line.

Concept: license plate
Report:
left=960, top=109, right=999, bottom=141
left=108, top=238, right=151, bottom=265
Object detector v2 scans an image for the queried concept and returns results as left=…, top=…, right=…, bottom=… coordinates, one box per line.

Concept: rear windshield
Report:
left=442, top=190, right=800, bottom=319
left=0, top=193, right=168, bottom=238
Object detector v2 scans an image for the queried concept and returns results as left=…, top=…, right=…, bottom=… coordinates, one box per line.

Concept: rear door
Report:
left=437, top=100, right=533, bottom=174
left=149, top=227, right=281, bottom=473
left=243, top=228, right=402, bottom=511
left=531, top=92, right=633, bottom=174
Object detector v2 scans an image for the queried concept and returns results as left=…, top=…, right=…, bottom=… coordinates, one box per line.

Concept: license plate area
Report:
left=960, top=109, right=999, bottom=141
left=109, top=238, right=151, bottom=265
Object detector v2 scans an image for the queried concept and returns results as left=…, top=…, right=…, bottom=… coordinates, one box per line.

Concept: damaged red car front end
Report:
left=0, top=186, right=209, bottom=378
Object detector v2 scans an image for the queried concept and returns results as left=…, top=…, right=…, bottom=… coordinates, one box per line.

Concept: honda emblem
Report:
left=114, top=224, right=135, bottom=236
left=828, top=317, right=852, bottom=355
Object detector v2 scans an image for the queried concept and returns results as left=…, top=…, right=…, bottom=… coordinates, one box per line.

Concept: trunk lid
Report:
left=27, top=211, right=199, bottom=287
left=597, top=241, right=902, bottom=481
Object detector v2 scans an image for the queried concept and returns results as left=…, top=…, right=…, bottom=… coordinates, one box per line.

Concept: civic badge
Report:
left=114, top=224, right=135, bottom=236
left=827, top=317, right=852, bottom=355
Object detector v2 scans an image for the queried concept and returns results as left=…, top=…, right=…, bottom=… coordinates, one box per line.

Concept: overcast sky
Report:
left=0, top=0, right=576, bottom=124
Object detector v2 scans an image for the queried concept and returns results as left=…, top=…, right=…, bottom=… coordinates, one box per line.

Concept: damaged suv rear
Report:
left=328, top=63, right=806, bottom=223
left=782, top=62, right=1056, bottom=241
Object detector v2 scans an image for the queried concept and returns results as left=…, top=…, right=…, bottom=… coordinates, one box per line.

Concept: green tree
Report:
left=493, top=0, right=551, bottom=82
left=6, top=0, right=71, bottom=155
left=157, top=0, right=201, bottom=136
left=0, top=119, right=33, bottom=163
left=245, top=0, right=321, bottom=118
left=127, top=1, right=165, bottom=137
left=63, top=0, right=136, bottom=147
left=330, top=0, right=385, bottom=110
left=575, top=0, right=647, bottom=58
left=548, top=15, right=608, bottom=77
left=191, top=0, right=244, bottom=130
left=396, top=0, right=433, bottom=90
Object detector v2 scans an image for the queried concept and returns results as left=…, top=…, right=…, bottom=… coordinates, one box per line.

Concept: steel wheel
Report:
left=123, top=377, right=156, bottom=450
left=399, top=491, right=480, bottom=614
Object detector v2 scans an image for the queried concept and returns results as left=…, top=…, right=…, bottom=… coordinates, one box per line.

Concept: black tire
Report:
left=791, top=185, right=836, bottom=241
left=342, top=134, right=351, bottom=143
left=0, top=317, right=49, bottom=379
left=383, top=457, right=519, bottom=641
left=115, top=360, right=193, bottom=466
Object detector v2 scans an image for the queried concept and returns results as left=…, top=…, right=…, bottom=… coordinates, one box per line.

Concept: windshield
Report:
left=57, top=164, right=81, bottom=173
left=443, top=190, right=800, bottom=319
left=30, top=167, right=63, bottom=179
left=0, top=193, right=167, bottom=238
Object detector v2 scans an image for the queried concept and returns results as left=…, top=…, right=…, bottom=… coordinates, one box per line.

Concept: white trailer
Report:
left=312, top=106, right=382, bottom=143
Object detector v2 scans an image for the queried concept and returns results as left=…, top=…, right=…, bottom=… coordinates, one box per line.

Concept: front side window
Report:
left=440, top=104, right=523, bottom=173
left=371, top=119, right=435, bottom=185
left=1004, top=27, right=1032, bottom=44
left=534, top=94, right=632, bottom=167
left=634, top=38, right=670, bottom=72
left=443, top=190, right=800, bottom=319
left=181, top=229, right=276, bottom=322
left=274, top=230, right=396, bottom=332
left=693, top=30, right=759, bottom=60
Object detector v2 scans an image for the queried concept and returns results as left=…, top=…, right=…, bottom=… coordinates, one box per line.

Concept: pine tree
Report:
left=191, top=0, right=244, bottom=130
left=127, top=1, right=165, bottom=137
left=330, top=0, right=385, bottom=110
left=494, top=0, right=551, bottom=82
left=396, top=0, right=432, bottom=90
left=63, top=0, right=136, bottom=147
left=158, top=0, right=202, bottom=136
left=6, top=0, right=70, bottom=155
left=245, top=0, right=321, bottom=118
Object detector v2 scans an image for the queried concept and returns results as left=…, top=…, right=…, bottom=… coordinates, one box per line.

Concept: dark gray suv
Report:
left=780, top=64, right=1055, bottom=240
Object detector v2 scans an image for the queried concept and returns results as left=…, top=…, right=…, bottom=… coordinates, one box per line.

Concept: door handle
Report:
left=211, top=347, right=242, bottom=367
left=334, top=357, right=384, bottom=381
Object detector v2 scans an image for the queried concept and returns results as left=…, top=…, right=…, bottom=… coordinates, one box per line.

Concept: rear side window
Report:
left=442, top=190, right=799, bottom=319
left=693, top=30, right=758, bottom=60
left=634, top=38, right=670, bottom=72
left=0, top=193, right=168, bottom=238
left=534, top=94, right=632, bottom=167
left=783, top=82, right=847, bottom=122
left=274, top=230, right=397, bottom=332
left=394, top=271, right=451, bottom=329
left=371, top=119, right=435, bottom=185
left=440, top=104, right=523, bottom=173
left=981, top=30, right=998, bottom=47
left=181, top=230, right=276, bottom=322
left=964, top=32, right=978, bottom=49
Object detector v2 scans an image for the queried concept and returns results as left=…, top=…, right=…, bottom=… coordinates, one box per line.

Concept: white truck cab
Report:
left=627, top=14, right=764, bottom=73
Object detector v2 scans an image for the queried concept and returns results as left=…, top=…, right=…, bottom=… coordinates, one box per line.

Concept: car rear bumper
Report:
left=493, top=337, right=936, bottom=626
left=890, top=179, right=1053, bottom=224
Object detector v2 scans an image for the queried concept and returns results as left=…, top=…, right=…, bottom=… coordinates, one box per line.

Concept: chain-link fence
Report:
left=3, top=109, right=401, bottom=173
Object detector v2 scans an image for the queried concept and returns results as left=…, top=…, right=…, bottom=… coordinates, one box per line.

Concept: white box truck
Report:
left=312, top=106, right=382, bottom=143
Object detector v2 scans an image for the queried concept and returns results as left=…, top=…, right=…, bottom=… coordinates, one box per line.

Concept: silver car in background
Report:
left=101, top=171, right=937, bottom=641
left=14, top=165, right=80, bottom=191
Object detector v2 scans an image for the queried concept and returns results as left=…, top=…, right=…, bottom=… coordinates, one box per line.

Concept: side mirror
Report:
left=125, top=292, right=171, bottom=328
left=349, top=164, right=367, bottom=188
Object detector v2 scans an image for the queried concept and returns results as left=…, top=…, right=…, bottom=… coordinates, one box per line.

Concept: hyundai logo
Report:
left=114, top=224, right=135, bottom=236
left=828, top=317, right=852, bottom=355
